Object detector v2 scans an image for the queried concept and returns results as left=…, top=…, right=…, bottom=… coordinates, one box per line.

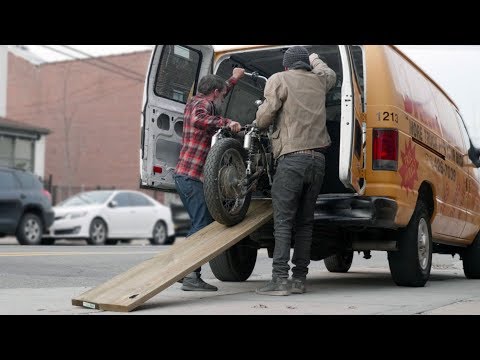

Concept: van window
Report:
left=432, top=87, right=464, bottom=152
left=455, top=111, right=471, bottom=152
left=350, top=45, right=365, bottom=98
left=154, top=45, right=202, bottom=104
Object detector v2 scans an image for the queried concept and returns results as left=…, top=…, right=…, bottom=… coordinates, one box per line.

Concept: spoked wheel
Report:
left=204, top=138, right=252, bottom=226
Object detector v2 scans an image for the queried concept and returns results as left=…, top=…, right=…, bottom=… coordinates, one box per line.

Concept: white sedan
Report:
left=43, top=190, right=175, bottom=245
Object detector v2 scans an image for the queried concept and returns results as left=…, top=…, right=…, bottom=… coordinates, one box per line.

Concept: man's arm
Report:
left=255, top=75, right=284, bottom=129
left=225, top=68, right=245, bottom=96
left=310, top=53, right=337, bottom=91
left=192, top=101, right=232, bottom=131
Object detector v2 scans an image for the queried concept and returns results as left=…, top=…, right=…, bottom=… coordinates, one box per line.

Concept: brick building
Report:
left=6, top=48, right=160, bottom=203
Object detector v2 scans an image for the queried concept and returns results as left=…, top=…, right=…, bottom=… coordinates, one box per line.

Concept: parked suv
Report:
left=0, top=166, right=54, bottom=245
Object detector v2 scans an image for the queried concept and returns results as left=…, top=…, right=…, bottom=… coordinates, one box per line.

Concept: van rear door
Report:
left=140, top=45, right=214, bottom=192
left=338, top=45, right=366, bottom=194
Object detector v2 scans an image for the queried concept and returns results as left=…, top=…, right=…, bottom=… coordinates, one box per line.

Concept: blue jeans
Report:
left=174, top=175, right=214, bottom=274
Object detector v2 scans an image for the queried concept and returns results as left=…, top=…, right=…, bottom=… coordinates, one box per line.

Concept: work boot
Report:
left=255, top=276, right=291, bottom=296
left=291, top=277, right=306, bottom=294
left=181, top=273, right=218, bottom=292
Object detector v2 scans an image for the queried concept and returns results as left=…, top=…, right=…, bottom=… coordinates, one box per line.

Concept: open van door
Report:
left=338, top=45, right=366, bottom=194
left=140, top=45, right=214, bottom=192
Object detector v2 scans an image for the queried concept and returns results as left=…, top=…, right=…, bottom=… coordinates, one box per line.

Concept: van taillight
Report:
left=153, top=166, right=163, bottom=175
left=373, top=129, right=398, bottom=171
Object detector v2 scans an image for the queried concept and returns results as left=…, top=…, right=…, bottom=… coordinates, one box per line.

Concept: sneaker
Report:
left=291, top=278, right=306, bottom=294
left=181, top=276, right=218, bottom=292
left=256, top=277, right=291, bottom=296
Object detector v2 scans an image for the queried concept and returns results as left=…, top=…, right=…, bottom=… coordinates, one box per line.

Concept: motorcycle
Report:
left=204, top=72, right=274, bottom=226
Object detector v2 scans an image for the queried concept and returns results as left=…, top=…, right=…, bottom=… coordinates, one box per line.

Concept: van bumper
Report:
left=314, top=195, right=397, bottom=229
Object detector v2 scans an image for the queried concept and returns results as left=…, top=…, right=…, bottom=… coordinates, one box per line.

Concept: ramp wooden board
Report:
left=72, top=200, right=272, bottom=312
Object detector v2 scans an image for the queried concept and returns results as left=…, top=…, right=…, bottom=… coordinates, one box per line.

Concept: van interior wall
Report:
left=216, top=46, right=352, bottom=194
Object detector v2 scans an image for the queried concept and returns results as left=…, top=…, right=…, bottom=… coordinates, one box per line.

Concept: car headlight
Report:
left=67, top=212, right=88, bottom=219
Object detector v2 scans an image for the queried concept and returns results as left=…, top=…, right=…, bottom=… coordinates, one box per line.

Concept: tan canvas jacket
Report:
left=255, top=57, right=337, bottom=159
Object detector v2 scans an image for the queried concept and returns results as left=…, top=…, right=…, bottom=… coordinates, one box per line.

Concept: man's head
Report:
left=283, top=46, right=311, bottom=70
left=198, top=75, right=228, bottom=110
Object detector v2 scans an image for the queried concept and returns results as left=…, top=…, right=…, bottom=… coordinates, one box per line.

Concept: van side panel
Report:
left=364, top=45, right=480, bottom=245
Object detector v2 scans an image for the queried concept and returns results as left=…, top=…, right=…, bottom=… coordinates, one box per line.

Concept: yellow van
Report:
left=140, top=45, right=480, bottom=287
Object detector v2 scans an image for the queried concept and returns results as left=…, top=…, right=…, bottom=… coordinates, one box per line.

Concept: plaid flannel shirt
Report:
left=175, top=76, right=238, bottom=182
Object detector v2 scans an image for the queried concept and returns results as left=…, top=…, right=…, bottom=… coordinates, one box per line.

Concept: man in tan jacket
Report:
left=255, top=46, right=336, bottom=296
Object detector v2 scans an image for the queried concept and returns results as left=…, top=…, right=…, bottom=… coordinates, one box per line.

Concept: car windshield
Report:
left=58, top=191, right=114, bottom=207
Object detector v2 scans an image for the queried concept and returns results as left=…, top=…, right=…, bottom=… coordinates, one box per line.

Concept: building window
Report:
left=0, top=135, right=34, bottom=171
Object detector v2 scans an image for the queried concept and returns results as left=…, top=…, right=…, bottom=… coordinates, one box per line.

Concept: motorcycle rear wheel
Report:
left=204, top=138, right=252, bottom=226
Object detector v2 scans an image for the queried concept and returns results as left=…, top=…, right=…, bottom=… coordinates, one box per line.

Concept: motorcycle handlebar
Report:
left=244, top=71, right=268, bottom=83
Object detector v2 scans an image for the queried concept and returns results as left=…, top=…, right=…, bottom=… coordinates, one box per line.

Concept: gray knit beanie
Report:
left=283, top=46, right=311, bottom=69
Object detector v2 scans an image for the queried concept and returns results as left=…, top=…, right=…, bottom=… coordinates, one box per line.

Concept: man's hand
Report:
left=309, top=53, right=319, bottom=65
left=228, top=121, right=242, bottom=133
left=232, top=68, right=245, bottom=81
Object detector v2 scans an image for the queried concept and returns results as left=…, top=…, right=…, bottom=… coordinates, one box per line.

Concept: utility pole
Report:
left=0, top=45, right=7, bottom=117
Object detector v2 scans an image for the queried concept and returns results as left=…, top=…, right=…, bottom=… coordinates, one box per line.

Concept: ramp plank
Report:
left=72, top=200, right=272, bottom=312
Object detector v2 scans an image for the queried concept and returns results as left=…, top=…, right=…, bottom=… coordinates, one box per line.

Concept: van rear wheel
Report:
left=324, top=250, right=354, bottom=273
left=209, top=238, right=257, bottom=281
left=388, top=201, right=432, bottom=287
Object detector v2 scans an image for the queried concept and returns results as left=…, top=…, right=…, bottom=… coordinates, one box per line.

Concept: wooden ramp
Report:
left=72, top=200, right=272, bottom=312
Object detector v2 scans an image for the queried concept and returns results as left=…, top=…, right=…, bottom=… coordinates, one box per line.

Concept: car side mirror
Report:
left=109, top=200, right=118, bottom=208
left=468, top=145, right=480, bottom=168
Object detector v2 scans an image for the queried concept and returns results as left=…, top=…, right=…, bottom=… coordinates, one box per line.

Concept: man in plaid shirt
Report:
left=175, top=68, right=244, bottom=291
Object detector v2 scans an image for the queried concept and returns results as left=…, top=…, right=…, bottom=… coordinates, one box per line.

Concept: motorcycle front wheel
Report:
left=204, top=138, right=252, bottom=226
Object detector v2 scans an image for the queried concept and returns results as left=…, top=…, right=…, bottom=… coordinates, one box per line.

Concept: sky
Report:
left=24, top=45, right=480, bottom=145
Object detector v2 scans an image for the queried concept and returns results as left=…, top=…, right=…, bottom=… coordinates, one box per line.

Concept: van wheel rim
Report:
left=417, top=218, right=430, bottom=270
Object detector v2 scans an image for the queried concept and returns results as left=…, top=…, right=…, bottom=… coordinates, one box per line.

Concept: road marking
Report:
left=0, top=251, right=159, bottom=257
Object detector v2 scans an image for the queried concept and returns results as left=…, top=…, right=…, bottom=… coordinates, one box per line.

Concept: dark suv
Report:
left=0, top=167, right=54, bottom=245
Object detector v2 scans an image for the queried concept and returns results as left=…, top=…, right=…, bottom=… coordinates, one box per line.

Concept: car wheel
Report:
left=150, top=221, right=167, bottom=245
left=16, top=213, right=43, bottom=245
left=87, top=218, right=107, bottom=245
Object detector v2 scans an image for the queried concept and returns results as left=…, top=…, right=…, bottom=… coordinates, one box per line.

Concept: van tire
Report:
left=388, top=200, right=432, bottom=287
left=463, top=234, right=480, bottom=279
left=209, top=239, right=257, bottom=282
left=204, top=138, right=252, bottom=226
left=324, top=250, right=354, bottom=273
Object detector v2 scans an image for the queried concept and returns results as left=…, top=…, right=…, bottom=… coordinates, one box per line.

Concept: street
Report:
left=0, top=237, right=479, bottom=315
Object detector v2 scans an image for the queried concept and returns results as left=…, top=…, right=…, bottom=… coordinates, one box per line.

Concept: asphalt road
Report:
left=0, top=236, right=479, bottom=315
